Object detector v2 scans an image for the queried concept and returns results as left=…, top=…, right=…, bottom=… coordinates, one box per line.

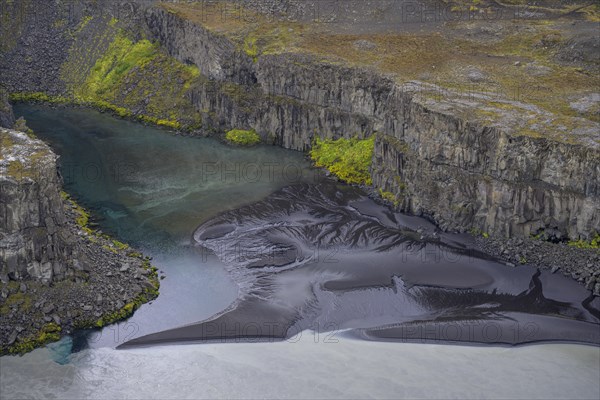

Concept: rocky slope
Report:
left=0, top=127, right=159, bottom=355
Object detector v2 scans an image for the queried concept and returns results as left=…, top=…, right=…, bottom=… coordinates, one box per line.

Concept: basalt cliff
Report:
left=0, top=97, right=159, bottom=354
left=1, top=0, right=599, bottom=240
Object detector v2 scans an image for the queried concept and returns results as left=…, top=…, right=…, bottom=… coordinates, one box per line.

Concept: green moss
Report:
left=7, top=160, right=27, bottom=180
left=469, top=228, right=490, bottom=238
left=310, top=136, right=375, bottom=185
left=92, top=260, right=160, bottom=329
left=77, top=33, right=157, bottom=103
left=0, top=291, right=33, bottom=314
left=394, top=176, right=408, bottom=191
left=225, top=129, right=261, bottom=146
left=102, top=244, right=117, bottom=254
left=243, top=36, right=259, bottom=62
left=531, top=231, right=544, bottom=240
left=12, top=117, right=34, bottom=136
left=0, top=132, right=14, bottom=151
left=75, top=15, right=93, bottom=34
left=568, top=233, right=600, bottom=249
left=95, top=302, right=135, bottom=328
left=6, top=323, right=62, bottom=355
left=379, top=189, right=400, bottom=207
left=72, top=201, right=92, bottom=234
left=101, top=238, right=128, bottom=254
left=111, top=239, right=129, bottom=251
left=9, top=92, right=69, bottom=104
left=156, top=119, right=182, bottom=130
left=52, top=18, right=67, bottom=29
left=63, top=30, right=202, bottom=131
left=519, top=256, right=527, bottom=264
left=127, top=251, right=144, bottom=259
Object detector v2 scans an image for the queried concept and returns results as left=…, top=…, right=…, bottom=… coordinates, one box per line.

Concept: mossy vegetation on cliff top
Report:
left=310, top=136, right=375, bottom=185
left=0, top=127, right=53, bottom=182
left=80, top=34, right=156, bottom=99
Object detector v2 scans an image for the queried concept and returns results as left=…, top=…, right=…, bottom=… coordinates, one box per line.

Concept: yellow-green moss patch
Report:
left=310, top=136, right=375, bottom=185
left=77, top=33, right=157, bottom=102
left=9, top=92, right=70, bottom=104
left=225, top=129, right=261, bottom=146
left=7, top=323, right=61, bottom=355
left=568, top=233, right=600, bottom=249
left=379, top=189, right=400, bottom=207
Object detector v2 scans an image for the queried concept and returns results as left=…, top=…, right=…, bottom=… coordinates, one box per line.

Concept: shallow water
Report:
left=1, top=104, right=599, bottom=399
left=12, top=103, right=318, bottom=342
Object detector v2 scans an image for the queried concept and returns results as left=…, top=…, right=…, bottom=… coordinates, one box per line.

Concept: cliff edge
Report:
left=1, top=0, right=598, bottom=240
left=0, top=127, right=159, bottom=355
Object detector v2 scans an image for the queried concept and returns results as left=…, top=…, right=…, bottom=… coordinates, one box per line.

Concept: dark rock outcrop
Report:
left=0, top=89, right=14, bottom=129
left=0, top=0, right=153, bottom=96
left=0, top=128, right=72, bottom=282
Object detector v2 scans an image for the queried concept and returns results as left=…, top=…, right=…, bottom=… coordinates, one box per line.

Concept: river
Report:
left=1, top=104, right=598, bottom=399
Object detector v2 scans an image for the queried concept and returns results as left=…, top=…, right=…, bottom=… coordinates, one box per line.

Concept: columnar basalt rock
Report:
left=1, top=2, right=598, bottom=241
left=144, top=6, right=600, bottom=240
left=0, top=129, right=75, bottom=283
left=0, top=127, right=160, bottom=354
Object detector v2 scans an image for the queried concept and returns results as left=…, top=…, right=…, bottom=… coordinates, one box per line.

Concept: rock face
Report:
left=0, top=127, right=160, bottom=354
left=0, top=129, right=76, bottom=283
left=144, top=7, right=600, bottom=240
left=1, top=1, right=599, bottom=241
left=0, top=0, right=152, bottom=96
left=0, top=89, right=14, bottom=128
left=372, top=111, right=600, bottom=240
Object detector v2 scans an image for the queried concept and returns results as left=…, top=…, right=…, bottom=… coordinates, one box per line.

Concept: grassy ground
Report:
left=160, top=1, right=599, bottom=127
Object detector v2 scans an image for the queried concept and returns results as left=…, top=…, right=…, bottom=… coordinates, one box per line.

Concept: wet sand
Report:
left=121, top=183, right=600, bottom=348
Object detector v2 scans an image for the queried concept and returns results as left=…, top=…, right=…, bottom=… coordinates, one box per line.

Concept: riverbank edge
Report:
left=475, top=234, right=600, bottom=296
left=0, top=125, right=161, bottom=356
left=9, top=99, right=600, bottom=299
left=366, top=187, right=600, bottom=297
left=0, top=190, right=161, bottom=356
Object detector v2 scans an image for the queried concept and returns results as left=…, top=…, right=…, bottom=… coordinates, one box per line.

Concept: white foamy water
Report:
left=1, top=338, right=598, bottom=399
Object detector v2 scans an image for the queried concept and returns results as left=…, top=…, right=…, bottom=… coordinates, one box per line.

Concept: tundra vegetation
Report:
left=310, top=136, right=375, bottom=185
left=225, top=128, right=261, bottom=146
